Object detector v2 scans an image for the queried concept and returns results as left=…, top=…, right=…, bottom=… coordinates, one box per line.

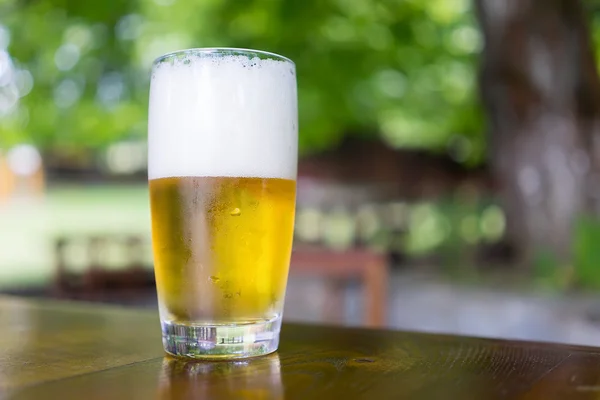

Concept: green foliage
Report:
left=532, top=249, right=565, bottom=291
left=573, top=217, right=600, bottom=290
left=530, top=216, right=600, bottom=291
left=1, top=0, right=142, bottom=149
left=2, top=0, right=484, bottom=164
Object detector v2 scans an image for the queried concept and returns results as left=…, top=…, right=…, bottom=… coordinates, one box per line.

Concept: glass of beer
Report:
left=148, top=48, right=297, bottom=359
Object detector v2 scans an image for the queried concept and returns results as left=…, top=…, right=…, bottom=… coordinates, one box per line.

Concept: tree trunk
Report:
left=475, top=0, right=600, bottom=266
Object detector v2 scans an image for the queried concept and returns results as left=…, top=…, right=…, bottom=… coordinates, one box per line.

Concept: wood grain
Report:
left=3, top=296, right=600, bottom=399
left=0, top=296, right=163, bottom=391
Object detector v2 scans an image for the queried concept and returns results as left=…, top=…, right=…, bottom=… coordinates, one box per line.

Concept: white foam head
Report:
left=148, top=49, right=298, bottom=180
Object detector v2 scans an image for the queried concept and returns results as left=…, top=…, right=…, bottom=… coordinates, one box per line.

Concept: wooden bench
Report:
left=290, top=246, right=388, bottom=327
left=53, top=235, right=154, bottom=302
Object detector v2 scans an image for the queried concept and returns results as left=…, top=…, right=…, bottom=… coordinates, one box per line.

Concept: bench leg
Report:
left=365, top=260, right=387, bottom=328
left=323, top=279, right=345, bottom=325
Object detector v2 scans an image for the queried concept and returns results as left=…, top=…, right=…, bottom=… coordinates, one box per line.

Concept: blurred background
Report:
left=3, top=0, right=600, bottom=346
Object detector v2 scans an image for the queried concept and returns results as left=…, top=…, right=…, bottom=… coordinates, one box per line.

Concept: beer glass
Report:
left=148, top=48, right=297, bottom=359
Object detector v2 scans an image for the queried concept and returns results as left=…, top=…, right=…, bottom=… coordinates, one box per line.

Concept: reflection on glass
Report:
left=157, top=353, right=283, bottom=400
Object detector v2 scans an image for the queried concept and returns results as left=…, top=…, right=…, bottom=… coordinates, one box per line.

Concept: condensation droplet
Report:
left=230, top=208, right=241, bottom=216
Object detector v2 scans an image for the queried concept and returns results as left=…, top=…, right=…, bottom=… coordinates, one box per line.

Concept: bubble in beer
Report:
left=230, top=208, right=241, bottom=216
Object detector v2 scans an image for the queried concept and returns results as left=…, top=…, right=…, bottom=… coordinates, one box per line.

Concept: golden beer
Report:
left=149, top=48, right=297, bottom=358
left=150, top=176, right=295, bottom=323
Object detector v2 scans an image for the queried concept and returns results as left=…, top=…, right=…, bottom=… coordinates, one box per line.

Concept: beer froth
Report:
left=148, top=51, right=298, bottom=181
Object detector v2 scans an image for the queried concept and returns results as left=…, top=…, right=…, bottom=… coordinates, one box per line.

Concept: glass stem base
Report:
left=161, top=315, right=281, bottom=359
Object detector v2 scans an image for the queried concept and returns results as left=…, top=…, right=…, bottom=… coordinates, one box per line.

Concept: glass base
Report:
left=161, top=315, right=281, bottom=359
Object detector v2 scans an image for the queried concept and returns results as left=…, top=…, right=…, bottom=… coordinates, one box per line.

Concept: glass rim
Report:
left=152, top=47, right=295, bottom=67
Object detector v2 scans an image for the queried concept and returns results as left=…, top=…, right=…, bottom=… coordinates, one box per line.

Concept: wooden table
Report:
left=3, top=296, right=600, bottom=399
